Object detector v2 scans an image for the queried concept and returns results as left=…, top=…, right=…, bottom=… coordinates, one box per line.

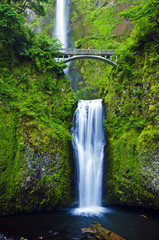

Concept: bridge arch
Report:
left=56, top=49, right=117, bottom=67
left=63, top=55, right=117, bottom=66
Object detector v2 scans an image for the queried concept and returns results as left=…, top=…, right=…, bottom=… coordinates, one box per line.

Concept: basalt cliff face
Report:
left=0, top=2, right=77, bottom=215
left=0, top=64, right=76, bottom=215
left=68, top=0, right=159, bottom=208
left=26, top=0, right=159, bottom=210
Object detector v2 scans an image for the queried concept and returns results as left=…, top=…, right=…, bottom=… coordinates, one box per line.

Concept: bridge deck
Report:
left=55, top=48, right=117, bottom=66
left=57, top=48, right=115, bottom=57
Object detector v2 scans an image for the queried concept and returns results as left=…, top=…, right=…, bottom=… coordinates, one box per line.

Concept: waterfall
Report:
left=72, top=99, right=106, bottom=215
left=54, top=0, right=69, bottom=48
left=54, top=1, right=106, bottom=216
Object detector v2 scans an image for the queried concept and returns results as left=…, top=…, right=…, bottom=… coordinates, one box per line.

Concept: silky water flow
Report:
left=54, top=0, right=69, bottom=48
left=71, top=100, right=106, bottom=215
left=54, top=1, right=106, bottom=216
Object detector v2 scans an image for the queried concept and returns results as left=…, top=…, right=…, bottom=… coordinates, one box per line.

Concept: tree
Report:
left=0, top=3, right=65, bottom=74
left=119, top=0, right=159, bottom=24
left=119, top=0, right=159, bottom=50
left=1, top=0, right=49, bottom=16
left=0, top=4, right=32, bottom=56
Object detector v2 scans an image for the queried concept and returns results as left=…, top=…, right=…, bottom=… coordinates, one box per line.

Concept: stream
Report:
left=0, top=206, right=159, bottom=240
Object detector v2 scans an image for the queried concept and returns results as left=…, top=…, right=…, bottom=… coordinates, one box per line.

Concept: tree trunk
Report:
left=81, top=222, right=126, bottom=240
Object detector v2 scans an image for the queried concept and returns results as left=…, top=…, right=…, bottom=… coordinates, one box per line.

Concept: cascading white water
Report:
left=54, top=1, right=106, bottom=216
left=72, top=99, right=106, bottom=215
left=54, top=0, right=69, bottom=48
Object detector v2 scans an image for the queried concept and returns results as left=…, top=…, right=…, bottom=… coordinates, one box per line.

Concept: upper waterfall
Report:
left=54, top=0, right=69, bottom=48
left=71, top=99, right=106, bottom=215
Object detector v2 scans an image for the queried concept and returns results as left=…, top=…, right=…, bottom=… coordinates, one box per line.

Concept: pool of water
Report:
left=0, top=206, right=159, bottom=240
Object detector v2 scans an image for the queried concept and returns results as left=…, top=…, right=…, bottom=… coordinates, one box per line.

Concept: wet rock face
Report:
left=96, top=0, right=106, bottom=8
left=138, top=131, right=159, bottom=206
left=0, top=135, right=72, bottom=216
left=3, top=141, right=71, bottom=215
left=25, top=9, right=36, bottom=24
left=21, top=146, right=60, bottom=189
left=26, top=1, right=56, bottom=35
left=140, top=151, right=159, bottom=194
left=95, top=0, right=114, bottom=8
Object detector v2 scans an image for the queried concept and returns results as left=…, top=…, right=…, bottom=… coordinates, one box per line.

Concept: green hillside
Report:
left=69, top=0, right=159, bottom=208
left=0, top=3, right=76, bottom=215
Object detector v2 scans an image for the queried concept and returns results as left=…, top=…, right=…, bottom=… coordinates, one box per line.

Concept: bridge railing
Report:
left=58, top=49, right=115, bottom=55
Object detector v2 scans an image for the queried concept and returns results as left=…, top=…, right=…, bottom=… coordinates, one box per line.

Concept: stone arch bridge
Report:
left=56, top=49, right=117, bottom=66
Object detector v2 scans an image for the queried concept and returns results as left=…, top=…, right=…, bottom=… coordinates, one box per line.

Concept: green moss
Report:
left=0, top=61, right=76, bottom=216
left=69, top=0, right=159, bottom=209
left=104, top=49, right=159, bottom=207
left=149, top=105, right=156, bottom=112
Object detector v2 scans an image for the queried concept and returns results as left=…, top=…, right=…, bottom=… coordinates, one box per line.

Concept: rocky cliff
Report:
left=69, top=0, right=159, bottom=208
left=0, top=4, right=77, bottom=215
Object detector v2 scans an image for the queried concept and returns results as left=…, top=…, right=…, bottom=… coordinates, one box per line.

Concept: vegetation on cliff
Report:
left=1, top=0, right=49, bottom=16
left=0, top=0, right=159, bottom=215
left=104, top=0, right=159, bottom=208
left=0, top=3, right=76, bottom=215
left=69, top=0, right=159, bottom=208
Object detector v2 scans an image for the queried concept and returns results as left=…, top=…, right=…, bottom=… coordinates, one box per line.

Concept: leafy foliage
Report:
left=0, top=2, right=77, bottom=215
left=0, top=4, right=66, bottom=72
left=29, top=33, right=67, bottom=73
left=101, top=0, right=159, bottom=207
left=119, top=0, right=159, bottom=50
left=0, top=4, right=32, bottom=56
left=1, top=0, right=49, bottom=16
left=0, top=56, right=76, bottom=215
left=70, top=0, right=159, bottom=207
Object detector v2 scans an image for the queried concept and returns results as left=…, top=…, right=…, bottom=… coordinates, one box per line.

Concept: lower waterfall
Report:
left=71, top=99, right=106, bottom=215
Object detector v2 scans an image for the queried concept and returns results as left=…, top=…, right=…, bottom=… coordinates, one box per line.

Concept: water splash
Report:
left=70, top=207, right=109, bottom=217
left=71, top=100, right=106, bottom=216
